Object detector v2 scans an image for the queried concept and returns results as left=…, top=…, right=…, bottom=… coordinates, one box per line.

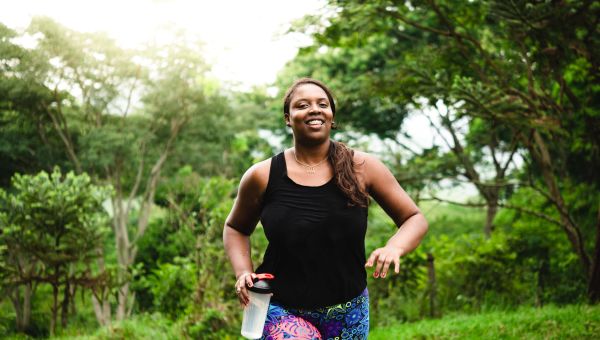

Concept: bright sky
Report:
left=0, top=0, right=325, bottom=89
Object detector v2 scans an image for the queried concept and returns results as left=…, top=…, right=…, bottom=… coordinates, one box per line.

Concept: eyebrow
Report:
left=293, top=97, right=329, bottom=103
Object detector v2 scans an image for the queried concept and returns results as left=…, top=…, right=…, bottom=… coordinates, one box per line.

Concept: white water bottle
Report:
left=241, top=273, right=274, bottom=339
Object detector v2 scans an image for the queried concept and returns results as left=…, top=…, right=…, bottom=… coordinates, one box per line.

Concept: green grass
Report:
left=3, top=304, right=598, bottom=339
left=370, top=304, right=600, bottom=339
left=51, top=313, right=184, bottom=340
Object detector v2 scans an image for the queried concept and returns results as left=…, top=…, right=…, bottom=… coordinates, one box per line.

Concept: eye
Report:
left=297, top=103, right=309, bottom=109
left=319, top=103, right=329, bottom=108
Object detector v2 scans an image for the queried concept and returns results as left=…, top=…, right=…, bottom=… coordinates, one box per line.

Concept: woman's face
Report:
left=285, top=84, right=334, bottom=145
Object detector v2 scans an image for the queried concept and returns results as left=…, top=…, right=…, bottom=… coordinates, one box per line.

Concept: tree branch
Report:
left=130, top=116, right=187, bottom=255
left=122, top=66, right=141, bottom=119
left=125, top=141, right=146, bottom=215
left=421, top=195, right=564, bottom=227
left=500, top=134, right=519, bottom=176
left=43, top=89, right=82, bottom=174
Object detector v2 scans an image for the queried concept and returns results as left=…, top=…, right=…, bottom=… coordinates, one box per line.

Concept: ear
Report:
left=284, top=113, right=291, bottom=127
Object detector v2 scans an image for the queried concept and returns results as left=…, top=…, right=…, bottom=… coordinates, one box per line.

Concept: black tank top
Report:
left=255, top=151, right=368, bottom=309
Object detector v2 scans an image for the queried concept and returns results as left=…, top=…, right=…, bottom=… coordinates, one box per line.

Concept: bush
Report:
left=185, top=308, right=239, bottom=340
left=138, top=258, right=196, bottom=319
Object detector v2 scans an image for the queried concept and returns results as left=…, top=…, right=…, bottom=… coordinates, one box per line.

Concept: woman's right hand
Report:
left=235, top=272, right=257, bottom=307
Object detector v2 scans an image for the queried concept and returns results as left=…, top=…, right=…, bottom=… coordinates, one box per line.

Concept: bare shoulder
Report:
left=240, top=157, right=271, bottom=193
left=226, top=157, right=272, bottom=235
left=352, top=150, right=386, bottom=172
left=354, top=150, right=393, bottom=192
left=353, top=150, right=378, bottom=164
left=351, top=150, right=386, bottom=191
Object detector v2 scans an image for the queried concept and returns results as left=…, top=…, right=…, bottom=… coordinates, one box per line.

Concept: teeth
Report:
left=307, top=120, right=324, bottom=125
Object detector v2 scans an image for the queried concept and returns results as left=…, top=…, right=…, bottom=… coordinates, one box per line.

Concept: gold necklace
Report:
left=293, top=150, right=328, bottom=175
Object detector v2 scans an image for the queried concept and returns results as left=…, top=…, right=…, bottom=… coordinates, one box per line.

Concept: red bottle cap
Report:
left=248, top=273, right=275, bottom=294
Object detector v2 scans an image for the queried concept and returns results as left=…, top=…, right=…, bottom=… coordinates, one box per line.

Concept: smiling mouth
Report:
left=305, top=119, right=325, bottom=126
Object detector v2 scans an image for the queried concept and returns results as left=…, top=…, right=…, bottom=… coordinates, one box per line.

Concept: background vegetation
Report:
left=1, top=0, right=598, bottom=338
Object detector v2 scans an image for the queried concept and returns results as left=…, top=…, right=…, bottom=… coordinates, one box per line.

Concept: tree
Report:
left=288, top=0, right=600, bottom=301
left=14, top=18, right=239, bottom=324
left=0, top=23, right=68, bottom=186
left=0, top=168, right=110, bottom=335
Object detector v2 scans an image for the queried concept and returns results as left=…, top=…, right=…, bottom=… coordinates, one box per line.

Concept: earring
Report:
left=331, top=121, right=338, bottom=130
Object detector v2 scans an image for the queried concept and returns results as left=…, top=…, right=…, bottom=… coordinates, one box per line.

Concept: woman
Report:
left=223, top=78, right=428, bottom=339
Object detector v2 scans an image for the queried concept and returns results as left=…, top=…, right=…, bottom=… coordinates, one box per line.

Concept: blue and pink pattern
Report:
left=262, top=288, right=369, bottom=340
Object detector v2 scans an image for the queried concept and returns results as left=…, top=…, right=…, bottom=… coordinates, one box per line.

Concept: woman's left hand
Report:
left=365, top=245, right=404, bottom=279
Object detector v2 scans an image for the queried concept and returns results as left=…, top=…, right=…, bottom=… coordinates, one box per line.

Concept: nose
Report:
left=308, top=103, right=321, bottom=114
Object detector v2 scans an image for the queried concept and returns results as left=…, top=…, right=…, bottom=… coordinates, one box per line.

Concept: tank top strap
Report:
left=264, top=151, right=286, bottom=199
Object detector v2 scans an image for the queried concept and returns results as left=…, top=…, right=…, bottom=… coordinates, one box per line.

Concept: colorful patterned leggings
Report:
left=261, top=288, right=369, bottom=340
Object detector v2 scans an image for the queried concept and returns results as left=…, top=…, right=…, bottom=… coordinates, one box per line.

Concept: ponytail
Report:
left=328, top=141, right=369, bottom=208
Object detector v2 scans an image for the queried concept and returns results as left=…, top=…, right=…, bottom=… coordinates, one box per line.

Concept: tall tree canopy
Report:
left=283, top=0, right=599, bottom=301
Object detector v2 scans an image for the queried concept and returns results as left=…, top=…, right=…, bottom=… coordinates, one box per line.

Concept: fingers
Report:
left=236, top=272, right=257, bottom=308
left=245, top=273, right=255, bottom=288
left=375, top=254, right=389, bottom=278
left=237, top=292, right=246, bottom=308
left=236, top=278, right=248, bottom=307
left=365, top=250, right=378, bottom=268
left=365, top=248, right=401, bottom=279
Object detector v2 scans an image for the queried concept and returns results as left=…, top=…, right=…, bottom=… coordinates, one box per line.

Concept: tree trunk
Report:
left=69, top=283, right=77, bottom=316
left=9, top=288, right=23, bottom=332
left=588, top=204, right=600, bottom=303
left=91, top=254, right=112, bottom=327
left=116, top=282, right=130, bottom=321
left=91, top=288, right=112, bottom=328
left=426, top=253, right=438, bottom=318
left=91, top=116, right=186, bottom=325
left=91, top=294, right=108, bottom=326
left=536, top=249, right=549, bottom=307
left=22, top=284, right=32, bottom=331
left=484, top=200, right=498, bottom=239
left=9, top=284, right=33, bottom=332
left=61, top=279, right=70, bottom=327
left=111, top=117, right=184, bottom=322
left=127, top=292, right=136, bottom=317
left=50, top=283, right=58, bottom=336
left=530, top=131, right=590, bottom=275
left=432, top=110, right=510, bottom=239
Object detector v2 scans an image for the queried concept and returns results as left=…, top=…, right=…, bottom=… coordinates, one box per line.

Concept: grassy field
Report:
left=370, top=304, right=600, bottom=340
left=2, top=304, right=598, bottom=339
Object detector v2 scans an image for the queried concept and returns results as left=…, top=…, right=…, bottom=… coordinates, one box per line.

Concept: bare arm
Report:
left=223, top=159, right=269, bottom=306
left=359, top=152, right=429, bottom=278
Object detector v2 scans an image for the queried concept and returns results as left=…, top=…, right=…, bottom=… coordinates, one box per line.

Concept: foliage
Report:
left=1, top=1, right=599, bottom=337
left=184, top=308, right=238, bottom=340
left=4, top=16, right=270, bottom=325
left=286, top=0, right=600, bottom=300
left=430, top=233, right=530, bottom=312
left=495, top=186, right=590, bottom=304
left=132, top=168, right=242, bottom=335
left=0, top=23, right=68, bottom=186
left=0, top=167, right=110, bottom=271
left=138, top=258, right=196, bottom=320
left=0, top=168, right=111, bottom=334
